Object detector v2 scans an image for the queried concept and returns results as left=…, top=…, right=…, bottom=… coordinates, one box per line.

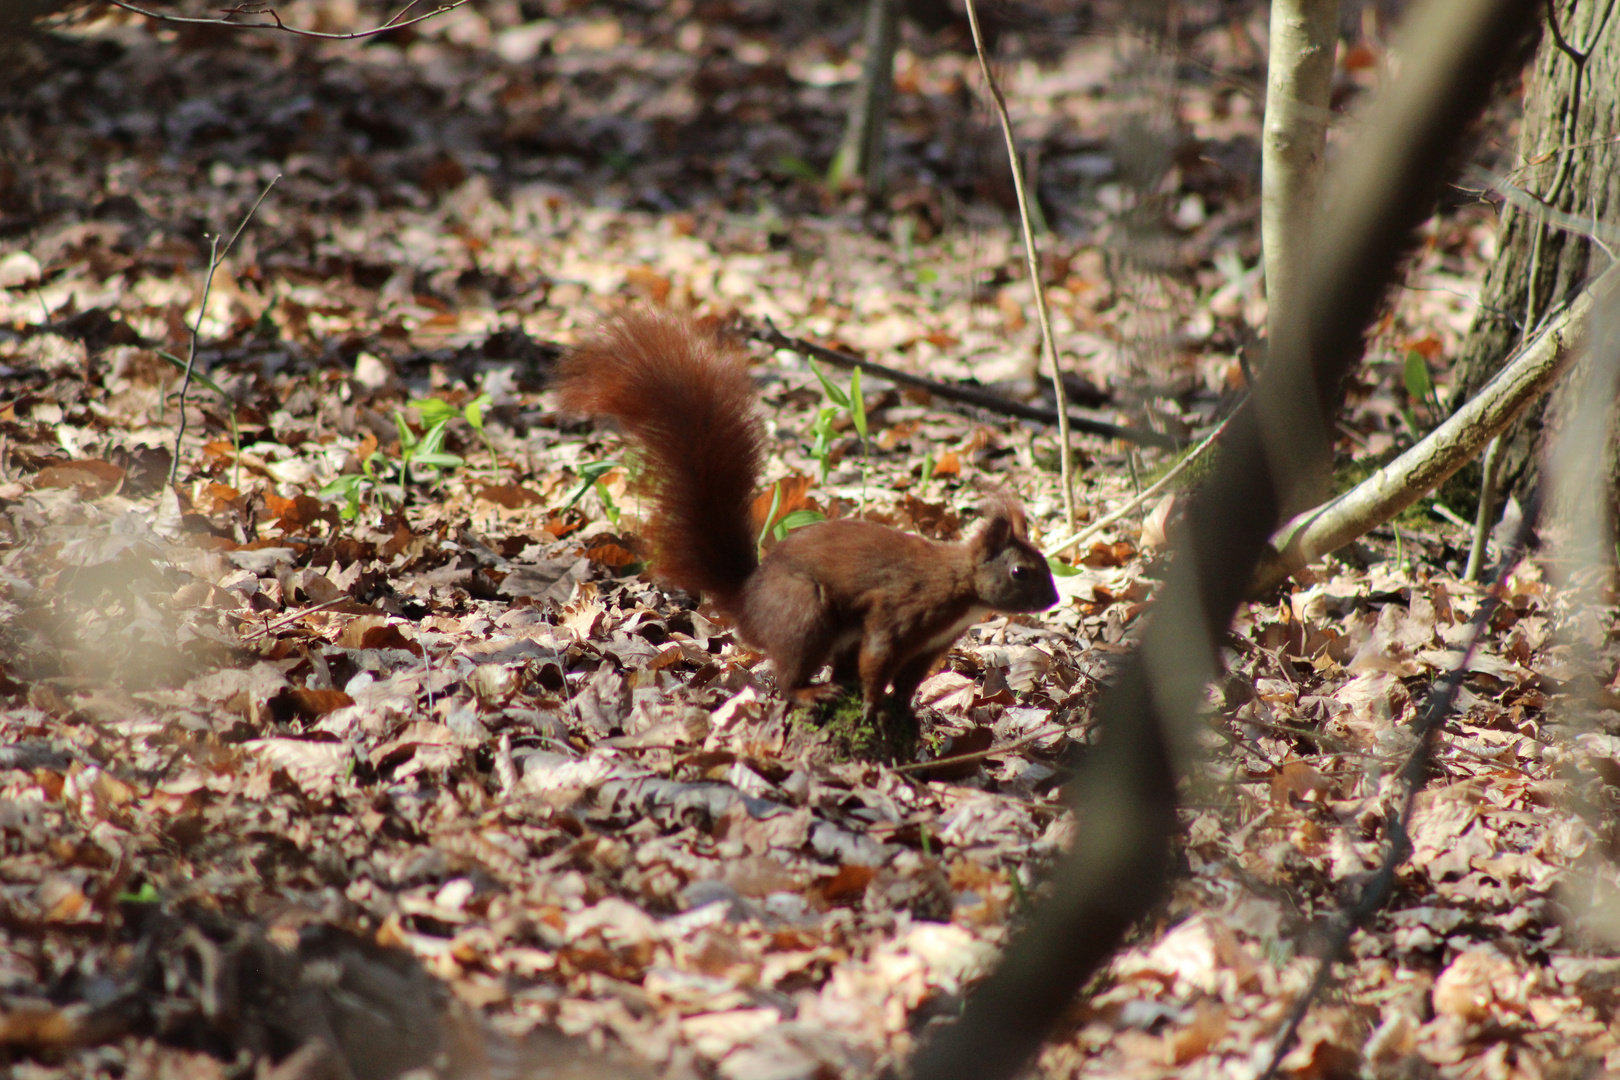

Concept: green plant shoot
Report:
left=564, top=460, right=623, bottom=524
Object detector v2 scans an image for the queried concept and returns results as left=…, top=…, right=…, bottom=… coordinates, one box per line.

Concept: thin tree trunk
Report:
left=1450, top=0, right=1620, bottom=500
left=830, top=0, right=900, bottom=196
left=1262, top=0, right=1340, bottom=335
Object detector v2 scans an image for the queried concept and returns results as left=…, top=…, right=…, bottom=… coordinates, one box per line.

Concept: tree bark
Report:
left=1450, top=0, right=1620, bottom=500
left=1262, top=0, right=1340, bottom=335
left=829, top=0, right=900, bottom=196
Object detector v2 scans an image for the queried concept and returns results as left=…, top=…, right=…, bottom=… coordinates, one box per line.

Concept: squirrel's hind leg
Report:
left=745, top=571, right=842, bottom=705
left=794, top=638, right=865, bottom=704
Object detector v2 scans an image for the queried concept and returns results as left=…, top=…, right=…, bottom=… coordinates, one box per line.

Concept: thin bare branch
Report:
left=962, top=0, right=1077, bottom=530
left=100, top=0, right=470, bottom=41
left=1463, top=433, right=1503, bottom=580
left=170, top=175, right=279, bottom=484
left=1544, top=0, right=1588, bottom=65
left=1471, top=166, right=1620, bottom=257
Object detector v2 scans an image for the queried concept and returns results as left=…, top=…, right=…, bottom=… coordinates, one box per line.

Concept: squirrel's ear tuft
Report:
left=975, top=514, right=1012, bottom=553
left=970, top=493, right=1027, bottom=553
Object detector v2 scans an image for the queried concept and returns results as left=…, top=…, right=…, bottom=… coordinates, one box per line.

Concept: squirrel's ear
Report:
left=970, top=502, right=1021, bottom=554
left=978, top=513, right=1012, bottom=550
left=971, top=492, right=1028, bottom=550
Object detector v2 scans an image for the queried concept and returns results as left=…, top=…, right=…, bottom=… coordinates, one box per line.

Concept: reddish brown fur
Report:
left=555, top=311, right=1058, bottom=725
left=554, top=310, right=764, bottom=615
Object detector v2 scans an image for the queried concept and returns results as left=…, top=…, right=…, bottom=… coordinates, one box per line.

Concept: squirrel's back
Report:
left=555, top=310, right=765, bottom=611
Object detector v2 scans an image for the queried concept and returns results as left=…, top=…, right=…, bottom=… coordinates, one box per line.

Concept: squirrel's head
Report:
left=968, top=497, right=1058, bottom=614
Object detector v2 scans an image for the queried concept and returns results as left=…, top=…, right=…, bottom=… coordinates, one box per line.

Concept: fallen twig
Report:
left=891, top=722, right=1075, bottom=775
left=236, top=596, right=350, bottom=641
left=1225, top=713, right=1352, bottom=753
left=1043, top=404, right=1240, bottom=557
left=746, top=319, right=1184, bottom=451
left=1254, top=260, right=1619, bottom=592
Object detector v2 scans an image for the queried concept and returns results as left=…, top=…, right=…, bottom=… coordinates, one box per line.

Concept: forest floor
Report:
left=2, top=2, right=1618, bottom=1078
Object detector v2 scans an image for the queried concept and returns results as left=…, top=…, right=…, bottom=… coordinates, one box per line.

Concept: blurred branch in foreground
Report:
left=908, top=0, right=1544, bottom=1076
left=1259, top=491, right=1542, bottom=1078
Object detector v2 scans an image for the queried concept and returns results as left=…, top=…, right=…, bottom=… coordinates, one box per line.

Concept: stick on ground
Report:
left=746, top=319, right=1184, bottom=451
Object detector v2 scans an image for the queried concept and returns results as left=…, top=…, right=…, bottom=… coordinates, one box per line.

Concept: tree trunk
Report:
left=1262, top=0, right=1340, bottom=336
left=1449, top=0, right=1620, bottom=501
left=829, top=0, right=900, bottom=196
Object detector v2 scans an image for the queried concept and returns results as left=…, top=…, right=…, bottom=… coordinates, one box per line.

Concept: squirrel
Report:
left=555, top=309, right=1058, bottom=723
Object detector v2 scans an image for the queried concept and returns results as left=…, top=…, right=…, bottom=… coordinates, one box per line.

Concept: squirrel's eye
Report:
left=1011, top=565, right=1028, bottom=579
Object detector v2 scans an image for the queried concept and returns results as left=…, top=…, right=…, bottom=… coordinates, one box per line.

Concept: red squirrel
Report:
left=555, top=309, right=1058, bottom=722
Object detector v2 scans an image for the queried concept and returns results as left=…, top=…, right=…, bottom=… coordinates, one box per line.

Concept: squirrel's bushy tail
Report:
left=556, top=310, right=764, bottom=612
